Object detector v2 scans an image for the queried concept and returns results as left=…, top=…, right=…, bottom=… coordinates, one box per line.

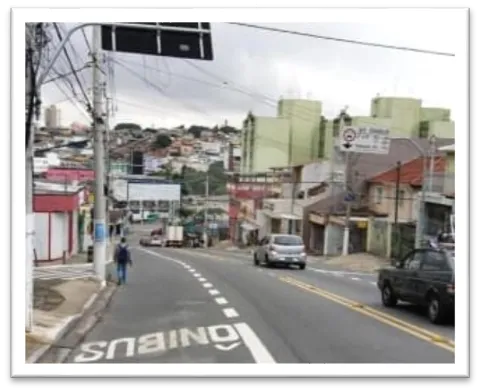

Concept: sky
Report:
left=39, top=18, right=460, bottom=130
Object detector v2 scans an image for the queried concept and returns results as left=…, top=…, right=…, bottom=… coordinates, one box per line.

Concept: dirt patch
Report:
left=25, top=334, right=47, bottom=360
left=33, top=280, right=66, bottom=311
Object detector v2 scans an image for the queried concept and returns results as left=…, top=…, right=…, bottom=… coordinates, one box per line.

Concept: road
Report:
left=66, top=246, right=455, bottom=364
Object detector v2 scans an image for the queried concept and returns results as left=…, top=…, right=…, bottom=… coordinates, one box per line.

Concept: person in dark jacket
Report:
left=114, top=237, right=132, bottom=285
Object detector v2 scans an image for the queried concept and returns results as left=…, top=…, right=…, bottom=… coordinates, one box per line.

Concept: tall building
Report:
left=240, top=98, right=323, bottom=173
left=44, top=104, right=61, bottom=128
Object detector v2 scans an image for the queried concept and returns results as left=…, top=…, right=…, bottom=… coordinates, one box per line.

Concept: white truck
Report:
left=165, top=225, right=184, bottom=247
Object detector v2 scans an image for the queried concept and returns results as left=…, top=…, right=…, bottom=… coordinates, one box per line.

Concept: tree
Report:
left=114, top=123, right=142, bottom=131
left=152, top=134, right=172, bottom=149
left=143, top=127, right=157, bottom=134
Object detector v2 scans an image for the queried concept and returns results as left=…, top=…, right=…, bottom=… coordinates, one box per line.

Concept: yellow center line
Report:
left=279, top=276, right=455, bottom=353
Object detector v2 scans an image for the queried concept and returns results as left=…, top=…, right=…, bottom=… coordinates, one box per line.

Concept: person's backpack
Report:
left=117, top=245, right=129, bottom=264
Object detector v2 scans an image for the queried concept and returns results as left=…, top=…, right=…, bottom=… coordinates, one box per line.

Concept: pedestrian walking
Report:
left=114, top=237, right=133, bottom=285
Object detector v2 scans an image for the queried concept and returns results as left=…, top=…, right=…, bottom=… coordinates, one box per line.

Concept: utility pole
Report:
left=92, top=25, right=107, bottom=280
left=394, top=161, right=401, bottom=258
left=428, top=135, right=437, bottom=192
left=104, top=94, right=112, bottom=257
left=25, top=23, right=36, bottom=332
left=290, top=170, right=296, bottom=234
left=204, top=172, right=209, bottom=248
left=341, top=110, right=352, bottom=256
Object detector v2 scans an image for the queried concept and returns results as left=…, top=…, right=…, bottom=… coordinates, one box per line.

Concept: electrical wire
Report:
left=115, top=60, right=216, bottom=121
left=228, top=23, right=455, bottom=57
left=115, top=58, right=325, bottom=123
left=59, top=23, right=90, bottom=90
left=53, top=23, right=93, bottom=114
left=52, top=78, right=91, bottom=122
left=81, top=26, right=92, bottom=54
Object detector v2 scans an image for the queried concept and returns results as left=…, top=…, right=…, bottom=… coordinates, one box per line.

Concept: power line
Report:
left=52, top=78, right=91, bottom=121
left=116, top=58, right=322, bottom=123
left=228, top=23, right=455, bottom=57
left=81, top=26, right=92, bottom=54
left=53, top=23, right=93, bottom=114
left=114, top=60, right=216, bottom=120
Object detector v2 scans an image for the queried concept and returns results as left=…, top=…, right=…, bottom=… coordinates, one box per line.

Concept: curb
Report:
left=26, top=279, right=115, bottom=364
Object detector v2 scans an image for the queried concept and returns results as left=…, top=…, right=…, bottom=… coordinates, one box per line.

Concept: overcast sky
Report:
left=40, top=19, right=460, bottom=129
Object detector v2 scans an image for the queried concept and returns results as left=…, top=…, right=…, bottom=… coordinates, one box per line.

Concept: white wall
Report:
left=34, top=213, right=49, bottom=260
left=72, top=210, right=78, bottom=255
left=50, top=213, right=66, bottom=259
left=300, top=162, right=331, bottom=192
left=201, top=142, right=221, bottom=154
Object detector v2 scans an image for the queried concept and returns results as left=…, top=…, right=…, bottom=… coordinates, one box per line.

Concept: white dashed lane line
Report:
left=351, top=277, right=361, bottom=281
left=135, top=247, right=277, bottom=363
left=215, top=297, right=229, bottom=305
left=223, top=308, right=240, bottom=318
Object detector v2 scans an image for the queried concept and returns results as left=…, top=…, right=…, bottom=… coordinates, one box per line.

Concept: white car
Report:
left=253, top=234, right=307, bottom=270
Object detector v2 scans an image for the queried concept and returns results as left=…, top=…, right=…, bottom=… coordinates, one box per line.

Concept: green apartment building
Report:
left=240, top=96, right=455, bottom=172
left=240, top=99, right=322, bottom=173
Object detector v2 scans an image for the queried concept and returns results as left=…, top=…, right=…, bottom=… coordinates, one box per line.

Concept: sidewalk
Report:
left=321, top=253, right=391, bottom=273
left=26, top=277, right=103, bottom=362
left=26, top=243, right=119, bottom=364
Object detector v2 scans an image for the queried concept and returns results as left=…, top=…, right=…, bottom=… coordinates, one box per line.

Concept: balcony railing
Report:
left=425, top=172, right=455, bottom=196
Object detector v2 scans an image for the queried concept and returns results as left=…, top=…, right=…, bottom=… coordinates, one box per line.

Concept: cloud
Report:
left=39, top=18, right=460, bottom=129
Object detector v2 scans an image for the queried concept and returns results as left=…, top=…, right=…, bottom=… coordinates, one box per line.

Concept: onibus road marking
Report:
left=73, top=322, right=275, bottom=363
left=279, top=276, right=455, bottom=353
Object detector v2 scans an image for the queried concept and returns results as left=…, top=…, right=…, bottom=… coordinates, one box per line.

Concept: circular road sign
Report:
left=342, top=128, right=357, bottom=143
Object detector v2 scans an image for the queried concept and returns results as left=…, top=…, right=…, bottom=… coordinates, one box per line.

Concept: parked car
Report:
left=254, top=234, right=307, bottom=269
left=377, top=248, right=455, bottom=324
left=139, top=234, right=164, bottom=247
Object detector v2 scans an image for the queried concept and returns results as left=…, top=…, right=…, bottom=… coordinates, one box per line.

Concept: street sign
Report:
left=101, top=23, right=214, bottom=61
left=339, top=126, right=391, bottom=154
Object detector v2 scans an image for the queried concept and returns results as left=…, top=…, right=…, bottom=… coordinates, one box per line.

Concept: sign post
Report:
left=339, top=126, right=391, bottom=255
left=339, top=126, right=391, bottom=154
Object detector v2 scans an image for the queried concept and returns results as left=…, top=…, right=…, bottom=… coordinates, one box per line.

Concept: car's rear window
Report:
left=273, top=236, right=303, bottom=245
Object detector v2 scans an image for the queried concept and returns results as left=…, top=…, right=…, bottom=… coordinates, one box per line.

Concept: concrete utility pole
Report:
left=104, top=94, right=112, bottom=258
left=428, top=135, right=437, bottom=192
left=25, top=23, right=36, bottom=332
left=92, top=25, right=107, bottom=280
left=204, top=172, right=209, bottom=248
left=341, top=111, right=352, bottom=256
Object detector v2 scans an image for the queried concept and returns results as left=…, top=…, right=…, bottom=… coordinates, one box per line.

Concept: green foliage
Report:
left=180, top=162, right=227, bottom=195
left=114, top=123, right=142, bottom=131
left=152, top=134, right=173, bottom=149
left=143, top=128, right=157, bottom=133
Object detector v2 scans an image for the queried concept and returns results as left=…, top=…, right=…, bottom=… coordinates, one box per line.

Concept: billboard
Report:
left=126, top=178, right=181, bottom=202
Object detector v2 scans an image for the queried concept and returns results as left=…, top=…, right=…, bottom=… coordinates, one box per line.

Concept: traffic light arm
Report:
left=37, top=22, right=212, bottom=87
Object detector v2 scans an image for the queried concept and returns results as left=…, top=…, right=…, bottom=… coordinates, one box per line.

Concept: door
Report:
left=391, top=251, right=414, bottom=297
left=402, top=250, right=424, bottom=302
left=418, top=250, right=453, bottom=304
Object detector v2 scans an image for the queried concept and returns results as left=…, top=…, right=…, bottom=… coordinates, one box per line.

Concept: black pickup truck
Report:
left=377, top=248, right=455, bottom=324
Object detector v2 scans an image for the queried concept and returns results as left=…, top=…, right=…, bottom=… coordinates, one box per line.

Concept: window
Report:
left=422, top=251, right=449, bottom=271
left=398, top=190, right=405, bottom=207
left=274, top=235, right=303, bottom=246
left=405, top=251, right=423, bottom=270
left=375, top=187, right=383, bottom=204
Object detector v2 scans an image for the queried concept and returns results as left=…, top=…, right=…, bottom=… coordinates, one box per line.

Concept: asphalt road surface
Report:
left=66, top=246, right=455, bottom=364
